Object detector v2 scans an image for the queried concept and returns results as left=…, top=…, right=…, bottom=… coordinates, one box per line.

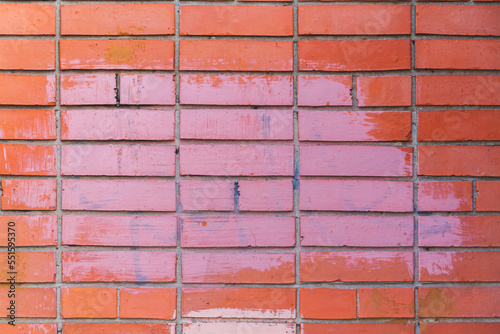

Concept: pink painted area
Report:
left=300, top=180, right=413, bottom=212
left=300, top=145, right=413, bottom=176
left=181, top=216, right=295, bottom=248
left=61, top=109, right=174, bottom=140
left=182, top=252, right=295, bottom=283
left=62, top=251, right=176, bottom=282
left=180, top=180, right=235, bottom=211
left=61, top=145, right=175, bottom=176
left=183, top=323, right=296, bottom=334
left=61, top=74, right=116, bottom=105
left=62, top=215, right=177, bottom=247
left=180, top=144, right=294, bottom=176
left=180, top=109, right=293, bottom=140
left=301, top=216, right=414, bottom=247
left=418, top=181, right=473, bottom=211
left=62, top=180, right=176, bottom=211
left=238, top=180, right=294, bottom=211
left=297, top=75, right=352, bottom=106
left=120, top=74, right=175, bottom=105
left=1, top=179, right=57, bottom=211
left=180, top=74, right=293, bottom=105
left=0, top=215, right=57, bottom=246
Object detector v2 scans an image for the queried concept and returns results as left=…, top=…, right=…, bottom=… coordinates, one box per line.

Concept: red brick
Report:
left=421, top=323, right=500, bottom=334
left=63, top=323, right=175, bottom=334
left=0, top=40, right=54, bottom=70
left=120, top=288, right=176, bottom=319
left=62, top=180, right=176, bottom=211
left=182, top=287, right=295, bottom=318
left=0, top=144, right=56, bottom=176
left=301, top=251, right=413, bottom=282
left=62, top=145, right=175, bottom=176
left=416, top=5, right=500, bottom=36
left=182, top=252, right=295, bottom=284
left=0, top=4, right=56, bottom=35
left=180, top=6, right=293, bottom=36
left=416, top=39, right=500, bottom=70
left=61, top=74, right=115, bottom=105
left=62, top=251, right=176, bottom=282
left=61, top=287, right=117, bottom=318
left=60, top=40, right=174, bottom=70
left=299, top=40, right=410, bottom=71
left=61, top=4, right=175, bottom=35
left=180, top=180, right=235, bottom=211
left=238, top=180, right=293, bottom=211
left=299, top=5, right=410, bottom=35
left=120, top=74, right=175, bottom=105
left=298, top=75, right=352, bottom=106
left=184, top=323, right=295, bottom=334
left=418, top=181, right=473, bottom=212
left=0, top=324, right=57, bottom=334
left=180, top=145, right=294, bottom=176
left=63, top=215, right=177, bottom=247
left=300, top=180, right=413, bottom=212
left=302, top=323, right=414, bottom=334
left=180, top=40, right=293, bottom=71
left=416, top=75, right=500, bottom=105
left=299, top=110, right=411, bottom=141
left=0, top=287, right=56, bottom=318
left=300, top=288, right=356, bottom=319
left=180, top=74, right=293, bottom=106
left=419, top=216, right=500, bottom=247
left=0, top=215, right=57, bottom=246
left=419, top=286, right=500, bottom=317
left=359, top=287, right=414, bottom=318
left=477, top=181, right=500, bottom=212
left=0, top=109, right=55, bottom=140
left=0, top=75, right=55, bottom=105
left=357, top=76, right=412, bottom=107
left=420, top=251, right=500, bottom=282
left=301, top=145, right=412, bottom=176
left=181, top=216, right=295, bottom=248
left=61, top=109, right=174, bottom=141
left=0, top=252, right=56, bottom=282
left=301, top=216, right=413, bottom=247
left=180, top=109, right=293, bottom=140
left=1, top=179, right=57, bottom=211
left=418, top=145, right=500, bottom=176
left=418, top=110, right=500, bottom=141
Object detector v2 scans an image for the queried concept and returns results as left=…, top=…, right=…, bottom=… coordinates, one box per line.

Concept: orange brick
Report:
left=477, top=181, right=500, bottom=212
left=302, top=323, right=414, bottom=334
left=357, top=76, right=412, bottom=107
left=120, top=288, right=176, bottom=319
left=0, top=324, right=57, bottom=334
left=63, top=323, right=175, bottom=334
left=0, top=216, right=57, bottom=246
left=0, top=4, right=56, bottom=35
left=0, top=287, right=56, bottom=318
left=421, top=323, right=500, bottom=334
left=0, top=110, right=56, bottom=140
left=300, top=288, right=356, bottom=319
left=0, top=144, right=56, bottom=176
left=1, top=179, right=57, bottom=211
left=359, top=288, right=414, bottom=318
left=0, top=75, right=56, bottom=105
left=0, top=252, right=56, bottom=282
left=62, top=287, right=117, bottom=319
left=0, top=40, right=54, bottom=70
left=418, top=181, right=473, bottom=212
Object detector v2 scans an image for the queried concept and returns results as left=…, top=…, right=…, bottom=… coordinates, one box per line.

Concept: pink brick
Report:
left=61, top=145, right=175, bottom=176
left=61, top=109, right=174, bottom=140
left=238, top=180, right=293, bottom=211
left=62, top=251, right=176, bottom=282
left=301, top=216, right=414, bottom=247
left=301, top=145, right=413, bottom=176
left=300, top=180, right=413, bottom=212
left=298, top=75, right=352, bottom=106
left=180, top=144, right=294, bottom=176
left=180, top=109, right=293, bottom=140
left=181, top=216, right=295, bottom=248
left=418, top=181, right=473, bottom=212
left=61, top=74, right=116, bottom=105
left=180, top=74, right=293, bottom=105
left=63, top=215, right=177, bottom=247
left=62, top=180, right=176, bottom=211
left=183, top=323, right=296, bottom=334
left=120, top=74, right=175, bottom=105
left=180, top=180, right=234, bottom=211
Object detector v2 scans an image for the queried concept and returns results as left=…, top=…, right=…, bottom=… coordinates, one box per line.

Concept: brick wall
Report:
left=0, top=1, right=499, bottom=333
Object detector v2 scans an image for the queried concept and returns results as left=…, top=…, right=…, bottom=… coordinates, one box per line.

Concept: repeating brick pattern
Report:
left=0, top=0, right=499, bottom=333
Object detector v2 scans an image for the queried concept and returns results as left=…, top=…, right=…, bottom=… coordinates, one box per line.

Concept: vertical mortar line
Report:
left=356, top=289, right=359, bottom=319
left=472, top=180, right=477, bottom=212
left=116, top=288, right=120, bottom=318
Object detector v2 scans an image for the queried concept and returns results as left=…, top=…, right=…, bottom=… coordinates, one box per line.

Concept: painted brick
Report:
left=0, top=4, right=56, bottom=35
left=357, top=76, right=412, bottom=107
left=0, top=40, right=55, bottom=70
left=300, top=288, right=356, bottom=319
left=418, top=181, right=473, bottom=212
left=61, top=4, right=175, bottom=35
left=180, top=216, right=295, bottom=248
left=0, top=144, right=56, bottom=176
left=182, top=252, right=295, bottom=283
left=0, top=324, right=57, bottom=334
left=421, top=323, right=500, bottom=334
left=61, top=287, right=117, bottom=318
left=60, top=40, right=174, bottom=70
left=61, top=74, right=116, bottom=105
left=180, top=74, right=293, bottom=105
left=301, top=216, right=414, bottom=247
left=62, top=251, right=176, bottom=282
left=301, top=251, right=413, bottom=282
left=0, top=215, right=57, bottom=246
left=297, top=75, right=352, bottom=106
left=0, top=287, right=56, bottom=318
left=62, top=215, right=177, bottom=247
left=120, top=74, right=175, bottom=105
left=183, top=323, right=295, bottom=334
left=63, top=323, right=175, bottom=334
left=180, top=180, right=235, bottom=211
left=359, top=287, right=414, bottom=318
left=477, top=181, right=500, bottom=212
left=1, top=179, right=57, bottom=211
left=0, top=75, right=56, bottom=105
left=0, top=252, right=56, bottom=282
left=238, top=180, right=294, bottom=211
left=300, top=180, right=413, bottom=212
left=302, top=323, right=414, bottom=334
left=180, top=109, right=293, bottom=140
left=61, top=109, right=175, bottom=141
left=62, top=180, right=176, bottom=211
left=182, top=287, right=296, bottom=318
left=120, top=288, right=176, bottom=319
left=299, top=110, right=412, bottom=141
left=0, top=109, right=56, bottom=140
